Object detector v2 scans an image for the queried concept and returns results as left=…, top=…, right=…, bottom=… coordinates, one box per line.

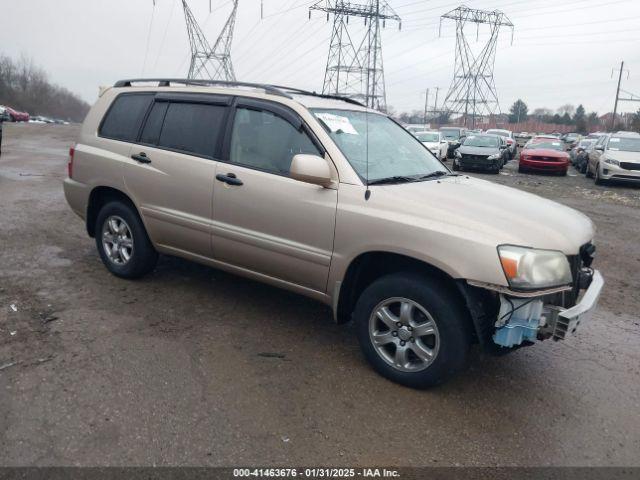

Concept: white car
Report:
left=415, top=130, right=448, bottom=160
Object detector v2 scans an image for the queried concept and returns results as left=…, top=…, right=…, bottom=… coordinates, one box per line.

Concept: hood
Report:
left=422, top=141, right=441, bottom=149
left=457, top=145, right=500, bottom=156
left=371, top=176, right=594, bottom=255
left=604, top=150, right=640, bottom=162
left=523, top=148, right=568, bottom=158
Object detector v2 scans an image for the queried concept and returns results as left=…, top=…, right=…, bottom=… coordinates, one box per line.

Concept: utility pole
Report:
left=424, top=89, right=429, bottom=125
left=612, top=61, right=625, bottom=130
left=433, top=87, right=440, bottom=123
left=439, top=6, right=514, bottom=125
left=310, top=1, right=401, bottom=111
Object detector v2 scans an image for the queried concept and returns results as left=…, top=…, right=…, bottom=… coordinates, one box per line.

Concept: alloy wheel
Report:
left=368, top=297, right=440, bottom=372
left=101, top=215, right=134, bottom=265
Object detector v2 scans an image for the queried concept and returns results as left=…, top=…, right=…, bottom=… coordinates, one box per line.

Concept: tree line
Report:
left=509, top=99, right=640, bottom=133
left=0, top=53, right=90, bottom=122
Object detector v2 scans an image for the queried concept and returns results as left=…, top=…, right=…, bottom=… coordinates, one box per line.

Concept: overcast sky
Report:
left=2, top=0, right=640, bottom=115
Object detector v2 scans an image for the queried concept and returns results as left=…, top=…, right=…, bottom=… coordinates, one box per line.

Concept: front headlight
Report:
left=498, top=245, right=572, bottom=290
left=603, top=157, right=619, bottom=166
left=455, top=150, right=462, bottom=158
left=487, top=154, right=500, bottom=160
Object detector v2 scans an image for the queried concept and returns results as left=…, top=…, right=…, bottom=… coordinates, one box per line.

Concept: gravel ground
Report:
left=0, top=123, right=639, bottom=466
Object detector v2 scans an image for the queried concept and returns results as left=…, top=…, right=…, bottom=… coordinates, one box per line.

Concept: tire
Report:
left=452, top=158, right=460, bottom=171
left=586, top=164, right=594, bottom=178
left=594, top=165, right=606, bottom=185
left=518, top=165, right=524, bottom=173
left=354, top=272, right=471, bottom=389
left=95, top=201, right=158, bottom=279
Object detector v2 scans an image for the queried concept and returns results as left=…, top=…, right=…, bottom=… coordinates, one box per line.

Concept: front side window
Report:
left=157, top=102, right=227, bottom=157
left=229, top=108, right=320, bottom=175
left=100, top=93, right=154, bottom=142
left=312, top=109, right=446, bottom=182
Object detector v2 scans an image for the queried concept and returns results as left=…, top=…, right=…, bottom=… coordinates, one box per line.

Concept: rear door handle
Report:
left=216, top=173, right=243, bottom=186
left=131, top=152, right=151, bottom=164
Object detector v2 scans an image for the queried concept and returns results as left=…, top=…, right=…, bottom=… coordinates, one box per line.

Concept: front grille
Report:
left=529, top=156, right=561, bottom=162
left=620, top=162, right=640, bottom=171
left=461, top=154, right=489, bottom=162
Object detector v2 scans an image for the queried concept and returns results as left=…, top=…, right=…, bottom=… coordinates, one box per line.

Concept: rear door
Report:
left=124, top=93, right=231, bottom=258
left=211, top=98, right=338, bottom=293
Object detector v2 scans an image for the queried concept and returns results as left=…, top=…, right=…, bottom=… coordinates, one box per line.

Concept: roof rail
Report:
left=113, top=78, right=293, bottom=98
left=113, top=78, right=368, bottom=107
left=269, top=85, right=367, bottom=107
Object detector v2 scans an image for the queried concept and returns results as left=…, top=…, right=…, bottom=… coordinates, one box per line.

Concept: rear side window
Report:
left=100, top=94, right=153, bottom=142
left=140, top=102, right=168, bottom=145
left=157, top=103, right=227, bottom=158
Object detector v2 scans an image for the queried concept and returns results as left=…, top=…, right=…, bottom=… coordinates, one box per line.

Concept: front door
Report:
left=212, top=101, right=338, bottom=294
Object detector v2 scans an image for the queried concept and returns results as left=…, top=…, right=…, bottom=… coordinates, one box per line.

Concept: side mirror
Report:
left=290, top=154, right=332, bottom=187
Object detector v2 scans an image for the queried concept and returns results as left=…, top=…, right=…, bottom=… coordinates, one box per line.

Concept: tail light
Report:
left=68, top=145, right=75, bottom=179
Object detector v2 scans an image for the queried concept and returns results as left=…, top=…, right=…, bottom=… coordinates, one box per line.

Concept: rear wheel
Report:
left=354, top=272, right=471, bottom=388
left=95, top=201, right=158, bottom=279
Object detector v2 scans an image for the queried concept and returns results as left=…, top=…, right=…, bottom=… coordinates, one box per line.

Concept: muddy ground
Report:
left=0, top=123, right=639, bottom=466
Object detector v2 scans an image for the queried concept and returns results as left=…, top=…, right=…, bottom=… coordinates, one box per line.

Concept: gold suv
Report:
left=64, top=79, right=603, bottom=388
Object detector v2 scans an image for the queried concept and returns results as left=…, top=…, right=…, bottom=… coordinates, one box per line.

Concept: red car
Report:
left=519, top=137, right=570, bottom=175
left=4, top=106, right=30, bottom=122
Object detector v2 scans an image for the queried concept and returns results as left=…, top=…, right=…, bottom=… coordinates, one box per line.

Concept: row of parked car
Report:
left=0, top=105, right=30, bottom=122
left=0, top=105, right=70, bottom=125
left=567, top=131, right=640, bottom=185
left=408, top=126, right=518, bottom=174
left=408, top=125, right=640, bottom=184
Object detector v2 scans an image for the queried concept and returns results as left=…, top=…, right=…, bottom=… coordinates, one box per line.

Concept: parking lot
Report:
left=1, top=123, right=639, bottom=466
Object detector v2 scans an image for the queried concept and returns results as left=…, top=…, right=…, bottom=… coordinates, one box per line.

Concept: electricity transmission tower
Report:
left=439, top=6, right=513, bottom=128
left=182, top=0, right=239, bottom=81
left=310, top=1, right=400, bottom=111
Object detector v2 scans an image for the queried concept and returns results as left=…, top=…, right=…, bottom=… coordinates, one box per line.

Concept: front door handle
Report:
left=216, top=173, right=243, bottom=186
left=131, top=152, right=151, bottom=164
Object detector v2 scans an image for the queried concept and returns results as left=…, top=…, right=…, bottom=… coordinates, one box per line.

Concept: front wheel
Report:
left=594, top=165, right=606, bottom=185
left=452, top=158, right=460, bottom=171
left=354, top=273, right=471, bottom=388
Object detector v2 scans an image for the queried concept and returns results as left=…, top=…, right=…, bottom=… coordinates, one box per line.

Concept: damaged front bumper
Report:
left=458, top=269, right=604, bottom=352
left=492, top=270, right=604, bottom=348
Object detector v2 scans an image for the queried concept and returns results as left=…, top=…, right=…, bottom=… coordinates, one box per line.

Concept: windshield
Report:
left=415, top=132, right=440, bottom=142
left=463, top=135, right=499, bottom=148
left=577, top=139, right=595, bottom=148
left=312, top=109, right=446, bottom=182
left=607, top=136, right=640, bottom=152
left=526, top=140, right=564, bottom=151
left=486, top=129, right=510, bottom=138
left=440, top=128, right=461, bottom=140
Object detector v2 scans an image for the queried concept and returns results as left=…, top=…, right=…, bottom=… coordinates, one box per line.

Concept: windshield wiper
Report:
left=415, top=171, right=455, bottom=180
left=367, top=175, right=422, bottom=185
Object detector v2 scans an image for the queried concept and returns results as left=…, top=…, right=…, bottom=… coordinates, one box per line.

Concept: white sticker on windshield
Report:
left=609, top=138, right=620, bottom=142
left=315, top=113, right=359, bottom=135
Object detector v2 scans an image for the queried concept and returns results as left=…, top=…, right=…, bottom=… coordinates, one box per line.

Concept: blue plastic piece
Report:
left=493, top=317, right=539, bottom=348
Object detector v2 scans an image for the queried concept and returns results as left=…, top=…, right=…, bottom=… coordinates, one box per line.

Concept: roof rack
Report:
left=113, top=78, right=292, bottom=98
left=113, top=78, right=367, bottom=107
left=268, top=85, right=367, bottom=107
